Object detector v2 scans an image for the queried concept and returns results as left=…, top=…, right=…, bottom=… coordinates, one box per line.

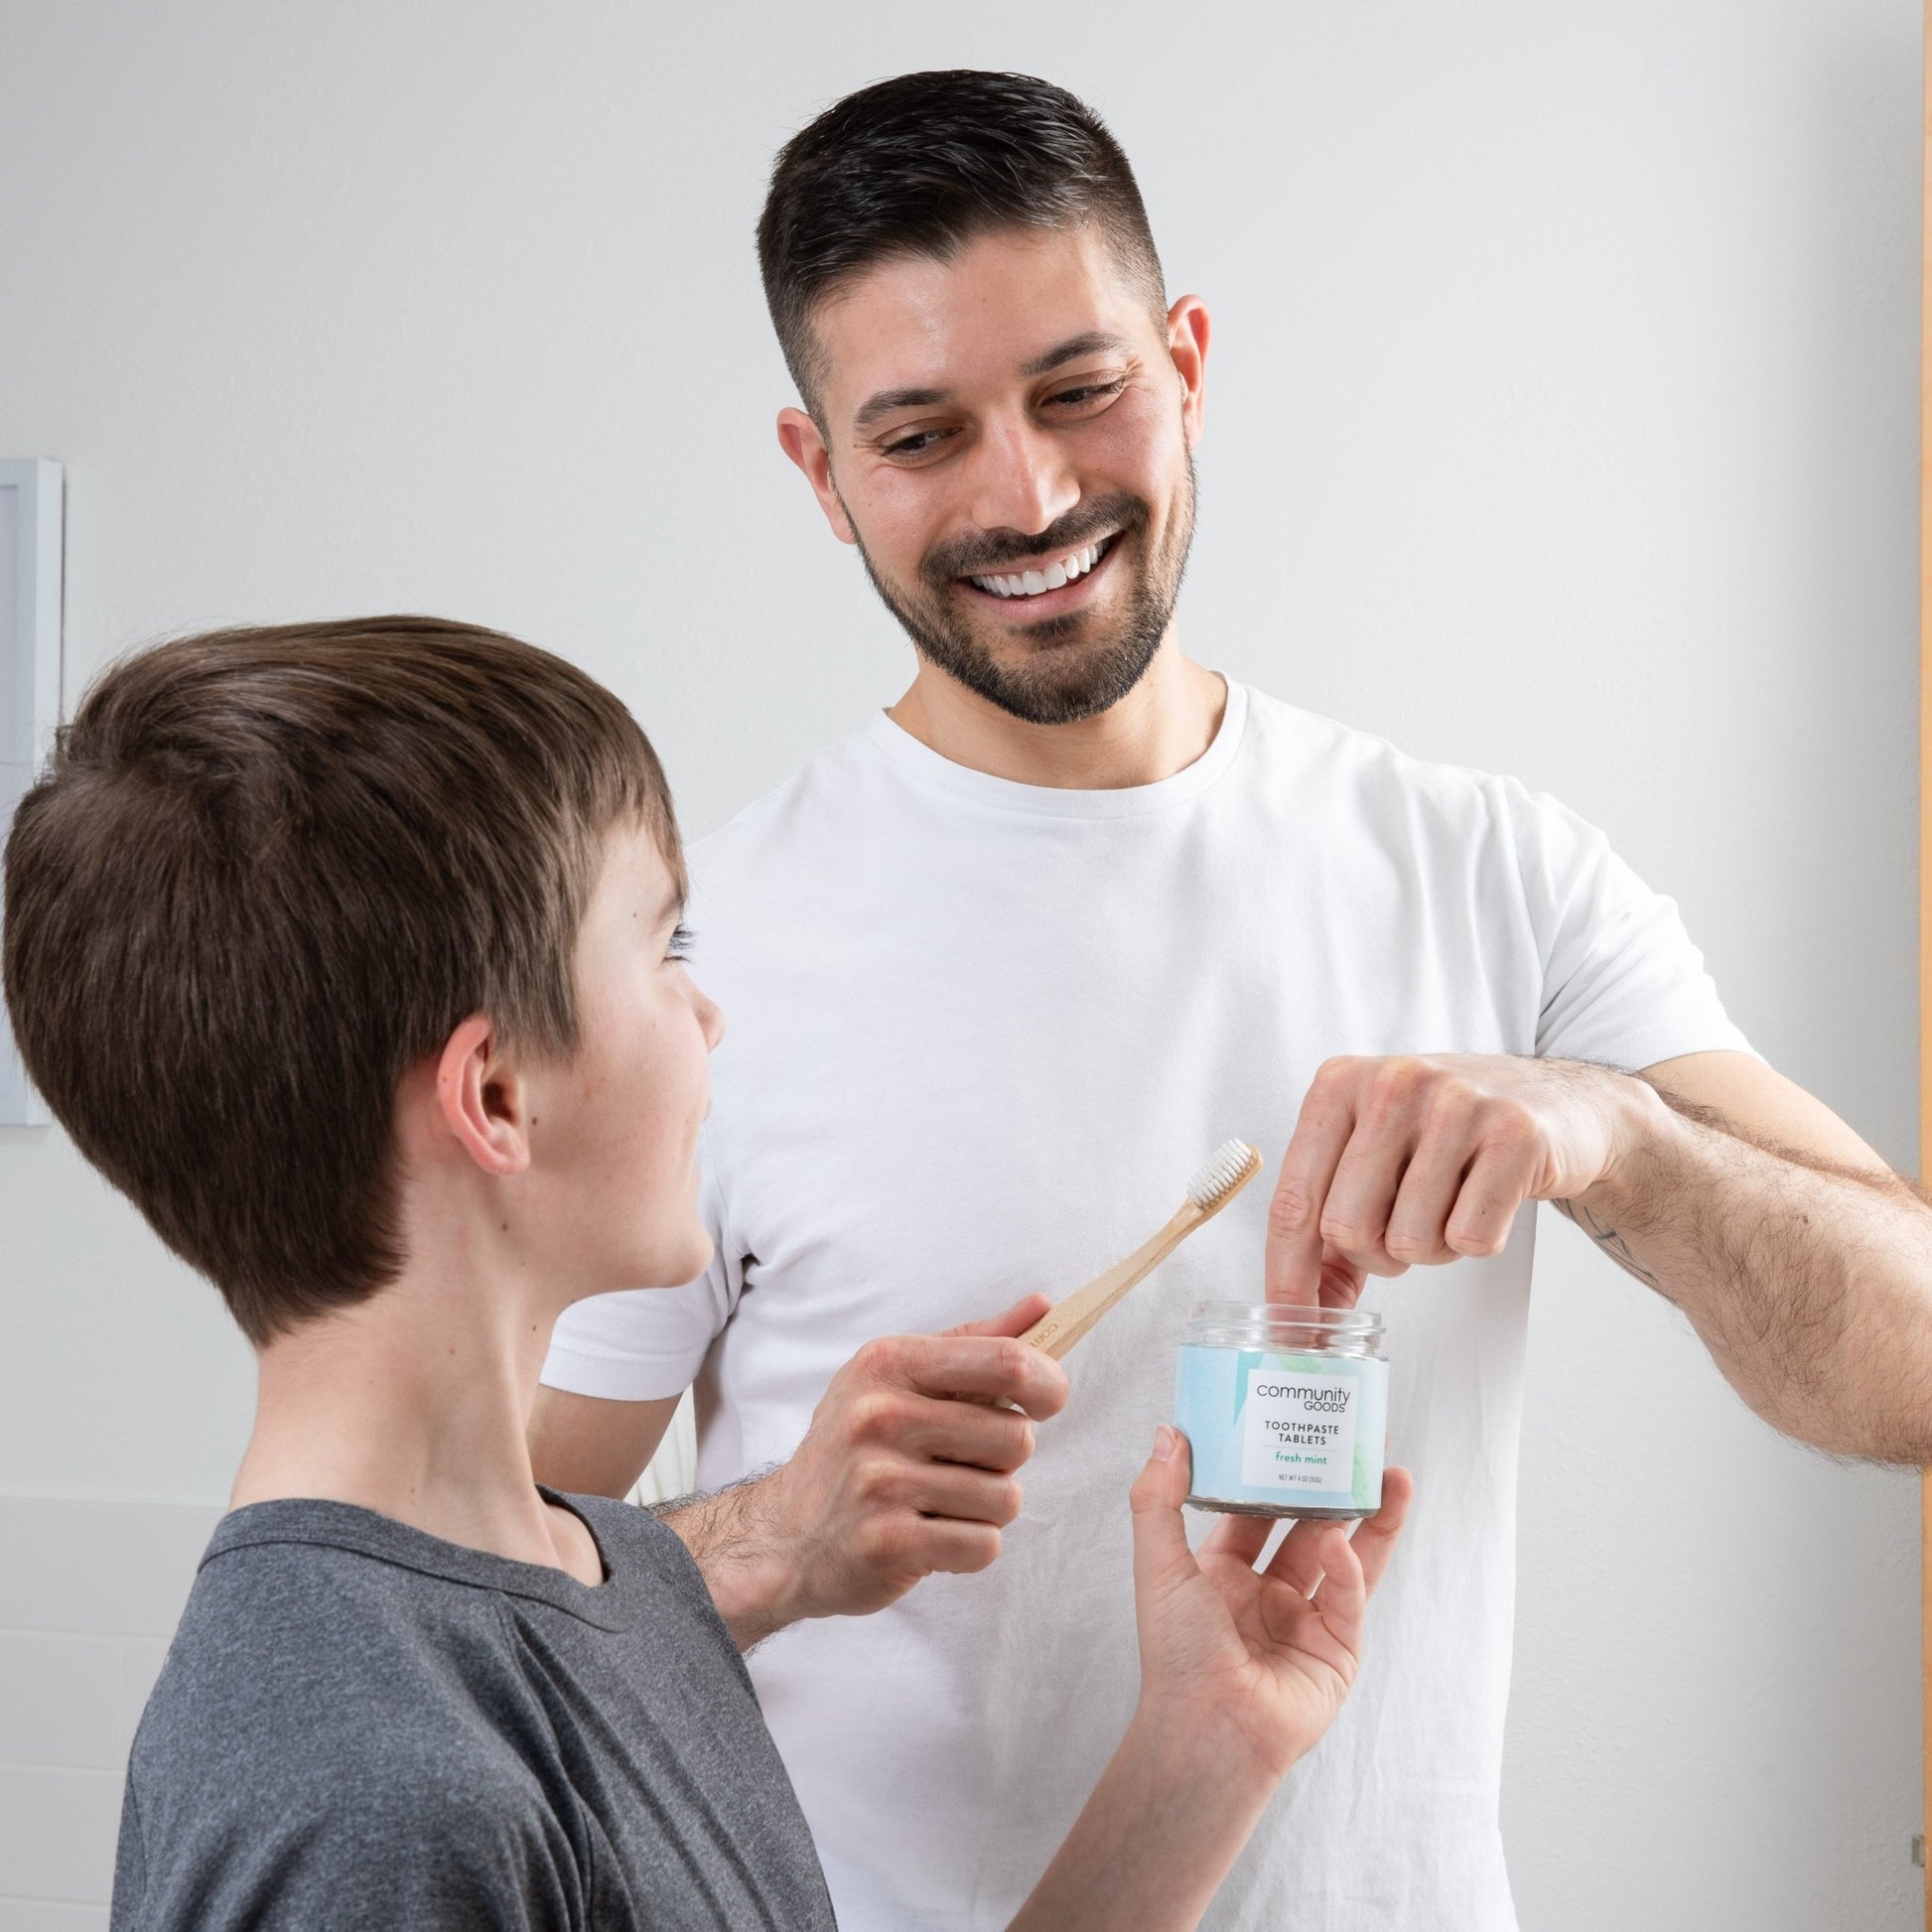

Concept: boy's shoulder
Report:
left=133, top=1493, right=708, bottom=1750
left=114, top=1495, right=826, bottom=1931
left=127, top=1497, right=619, bottom=1805
left=118, top=1503, right=584, bottom=1928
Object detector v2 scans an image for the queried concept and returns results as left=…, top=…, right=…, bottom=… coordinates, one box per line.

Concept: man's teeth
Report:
left=969, top=540, right=1105, bottom=599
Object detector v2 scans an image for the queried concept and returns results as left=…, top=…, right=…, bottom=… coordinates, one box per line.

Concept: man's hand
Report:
left=666, top=1293, right=1069, bottom=1647
left=1263, top=1053, right=1661, bottom=1307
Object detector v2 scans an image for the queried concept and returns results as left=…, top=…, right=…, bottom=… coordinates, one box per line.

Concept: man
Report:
left=530, top=70, right=1932, bottom=1931
left=2, top=616, right=1409, bottom=1930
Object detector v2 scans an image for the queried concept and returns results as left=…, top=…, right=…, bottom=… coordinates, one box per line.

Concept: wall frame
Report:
left=1921, top=8, right=1932, bottom=1921
left=0, top=458, right=63, bottom=1126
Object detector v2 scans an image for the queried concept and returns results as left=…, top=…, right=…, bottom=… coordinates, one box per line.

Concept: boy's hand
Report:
left=1127, top=1428, right=1411, bottom=1782
left=1008, top=1433, right=1410, bottom=1929
left=670, top=1294, right=1068, bottom=1645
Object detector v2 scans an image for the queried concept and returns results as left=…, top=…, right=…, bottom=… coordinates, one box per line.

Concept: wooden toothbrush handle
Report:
left=1018, top=1206, right=1199, bottom=1359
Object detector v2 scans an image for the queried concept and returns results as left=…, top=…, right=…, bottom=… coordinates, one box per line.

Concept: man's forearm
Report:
left=1563, top=1082, right=1932, bottom=1461
left=656, top=1468, right=801, bottom=1651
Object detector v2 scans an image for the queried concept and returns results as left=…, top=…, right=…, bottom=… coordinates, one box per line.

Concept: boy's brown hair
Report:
left=2, top=616, right=683, bottom=1345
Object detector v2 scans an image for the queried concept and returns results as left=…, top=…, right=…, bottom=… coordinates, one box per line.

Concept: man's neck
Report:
left=887, top=639, right=1227, bottom=790
left=228, top=1241, right=602, bottom=1583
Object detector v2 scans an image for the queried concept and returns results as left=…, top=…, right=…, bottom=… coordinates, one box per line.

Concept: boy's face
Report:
left=527, top=824, right=723, bottom=1296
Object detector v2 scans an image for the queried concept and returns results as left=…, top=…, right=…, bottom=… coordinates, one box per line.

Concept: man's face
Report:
left=782, top=223, right=1206, bottom=726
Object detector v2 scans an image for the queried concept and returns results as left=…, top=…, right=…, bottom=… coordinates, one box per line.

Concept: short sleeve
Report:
left=115, top=1771, right=570, bottom=1931
left=109, top=1780, right=148, bottom=1927
left=1504, top=778, right=1754, bottom=1070
left=540, top=1134, right=744, bottom=1402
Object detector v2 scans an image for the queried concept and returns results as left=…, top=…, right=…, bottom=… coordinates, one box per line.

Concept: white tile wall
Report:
left=0, top=1497, right=221, bottom=1920
left=0, top=1902, right=110, bottom=1932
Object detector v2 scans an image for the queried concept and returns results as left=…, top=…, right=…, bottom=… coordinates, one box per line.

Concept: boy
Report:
left=3, top=616, right=1407, bottom=1929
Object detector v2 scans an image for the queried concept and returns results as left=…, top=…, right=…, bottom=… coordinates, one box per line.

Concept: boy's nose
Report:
left=697, top=988, right=726, bottom=1051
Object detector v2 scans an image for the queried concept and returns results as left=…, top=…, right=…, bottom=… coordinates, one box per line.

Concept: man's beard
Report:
left=849, top=458, right=1197, bottom=728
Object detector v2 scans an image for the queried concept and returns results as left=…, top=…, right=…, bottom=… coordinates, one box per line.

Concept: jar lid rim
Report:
left=1187, top=1300, right=1383, bottom=1329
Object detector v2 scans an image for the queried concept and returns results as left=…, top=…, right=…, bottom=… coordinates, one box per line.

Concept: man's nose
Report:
left=963, top=415, right=1080, bottom=539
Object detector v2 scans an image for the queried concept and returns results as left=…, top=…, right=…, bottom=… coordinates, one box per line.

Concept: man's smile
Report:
left=955, top=530, right=1124, bottom=613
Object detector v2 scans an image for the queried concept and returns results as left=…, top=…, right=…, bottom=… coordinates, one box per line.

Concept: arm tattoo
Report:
left=1554, top=1195, right=1663, bottom=1289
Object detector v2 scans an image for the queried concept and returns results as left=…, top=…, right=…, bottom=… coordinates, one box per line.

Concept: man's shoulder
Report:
left=1239, top=684, right=1550, bottom=839
left=686, top=716, right=888, bottom=887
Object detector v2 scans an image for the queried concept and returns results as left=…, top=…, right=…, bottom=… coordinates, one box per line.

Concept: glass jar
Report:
left=1172, top=1304, right=1389, bottom=1520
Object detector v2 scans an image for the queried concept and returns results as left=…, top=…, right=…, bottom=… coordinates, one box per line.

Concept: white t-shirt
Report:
left=543, top=681, right=1749, bottom=1932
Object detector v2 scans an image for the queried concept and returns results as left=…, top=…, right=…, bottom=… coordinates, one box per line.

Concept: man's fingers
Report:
left=888, top=1459, right=1026, bottom=1528
left=837, top=1379, right=1041, bottom=1472
left=1265, top=1072, right=1360, bottom=1306
left=1446, top=1142, right=1535, bottom=1258
left=863, top=1331, right=1069, bottom=1419
left=942, top=1293, right=1053, bottom=1341
left=1383, top=1126, right=1472, bottom=1266
left=1318, top=1124, right=1413, bottom=1272
left=1348, top=1465, right=1413, bottom=1597
left=894, top=1516, right=1006, bottom=1579
left=1129, top=1427, right=1199, bottom=1595
left=1316, top=1246, right=1368, bottom=1311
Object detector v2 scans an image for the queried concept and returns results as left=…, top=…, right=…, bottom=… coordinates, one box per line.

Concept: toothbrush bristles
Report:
left=1186, top=1138, right=1262, bottom=1211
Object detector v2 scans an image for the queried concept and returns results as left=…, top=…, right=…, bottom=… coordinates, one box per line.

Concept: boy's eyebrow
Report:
left=656, top=888, right=686, bottom=924
left=850, top=334, right=1132, bottom=432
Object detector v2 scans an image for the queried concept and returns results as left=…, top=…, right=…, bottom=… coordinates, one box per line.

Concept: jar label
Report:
left=1239, top=1363, right=1359, bottom=1493
left=1173, top=1342, right=1386, bottom=1516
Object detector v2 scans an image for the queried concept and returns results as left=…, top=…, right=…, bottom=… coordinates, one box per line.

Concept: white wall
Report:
left=0, top=2, right=1920, bottom=1925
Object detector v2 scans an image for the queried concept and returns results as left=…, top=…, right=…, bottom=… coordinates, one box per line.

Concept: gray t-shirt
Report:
left=109, top=1489, right=837, bottom=1930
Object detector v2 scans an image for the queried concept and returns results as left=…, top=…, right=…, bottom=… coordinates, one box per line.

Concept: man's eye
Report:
left=1046, top=378, right=1127, bottom=411
left=883, top=427, right=954, bottom=460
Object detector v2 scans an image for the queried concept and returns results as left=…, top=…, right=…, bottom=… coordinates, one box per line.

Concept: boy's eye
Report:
left=666, top=923, right=695, bottom=964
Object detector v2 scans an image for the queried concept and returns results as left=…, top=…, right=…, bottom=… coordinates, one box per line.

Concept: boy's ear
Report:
left=435, top=1014, right=532, bottom=1175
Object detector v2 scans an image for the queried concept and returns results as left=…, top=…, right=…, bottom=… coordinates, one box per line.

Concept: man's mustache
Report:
left=922, top=494, right=1149, bottom=584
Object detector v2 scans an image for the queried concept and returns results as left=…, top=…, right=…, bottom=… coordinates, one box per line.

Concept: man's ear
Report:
left=776, top=407, right=858, bottom=546
left=1166, top=295, right=1210, bottom=449
left=435, top=1014, right=532, bottom=1176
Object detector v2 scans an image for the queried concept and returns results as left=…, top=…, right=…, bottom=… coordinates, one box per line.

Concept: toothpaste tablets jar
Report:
left=1173, top=1304, right=1388, bottom=1519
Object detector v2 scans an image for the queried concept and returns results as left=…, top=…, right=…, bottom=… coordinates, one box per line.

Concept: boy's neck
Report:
left=229, top=1247, right=603, bottom=1585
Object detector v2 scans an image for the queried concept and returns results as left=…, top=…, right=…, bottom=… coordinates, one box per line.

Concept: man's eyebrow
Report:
left=1019, top=331, right=1131, bottom=378
left=853, top=385, right=950, bottom=432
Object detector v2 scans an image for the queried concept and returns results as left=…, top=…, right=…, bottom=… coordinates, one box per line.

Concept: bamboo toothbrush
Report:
left=1014, top=1139, right=1264, bottom=1364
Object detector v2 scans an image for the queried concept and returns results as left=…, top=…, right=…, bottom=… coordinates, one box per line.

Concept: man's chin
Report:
left=914, top=630, right=1161, bottom=727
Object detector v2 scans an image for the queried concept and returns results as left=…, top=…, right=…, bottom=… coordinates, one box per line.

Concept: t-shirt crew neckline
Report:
left=861, top=676, right=1250, bottom=819
left=204, top=1487, right=638, bottom=1631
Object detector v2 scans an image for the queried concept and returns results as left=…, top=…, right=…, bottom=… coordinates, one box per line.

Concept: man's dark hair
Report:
left=2, top=617, right=683, bottom=1345
left=757, top=69, right=1166, bottom=412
